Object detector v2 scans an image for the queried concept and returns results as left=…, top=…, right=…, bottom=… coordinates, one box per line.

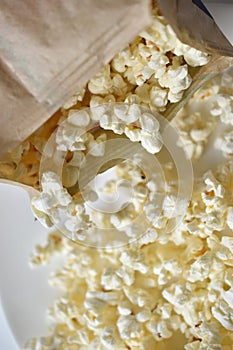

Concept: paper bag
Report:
left=157, top=0, right=233, bottom=56
left=0, top=0, right=152, bottom=159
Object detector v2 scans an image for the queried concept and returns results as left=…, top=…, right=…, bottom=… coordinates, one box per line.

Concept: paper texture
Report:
left=0, top=0, right=152, bottom=159
left=157, top=0, right=233, bottom=57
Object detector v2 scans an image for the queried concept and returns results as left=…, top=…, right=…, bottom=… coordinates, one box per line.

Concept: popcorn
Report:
left=226, top=208, right=233, bottom=229
left=100, top=326, right=124, bottom=348
left=113, top=103, right=140, bottom=123
left=120, top=250, right=148, bottom=274
left=90, top=95, right=116, bottom=118
left=111, top=48, right=131, bottom=73
left=188, top=252, right=213, bottom=283
left=63, top=88, right=86, bottom=109
left=162, top=194, right=181, bottom=218
left=215, top=130, right=233, bottom=158
left=173, top=91, right=217, bottom=161
left=140, top=130, right=163, bottom=154
left=19, top=6, right=233, bottom=350
left=136, top=308, right=151, bottom=323
left=110, top=203, right=137, bottom=229
left=31, top=196, right=53, bottom=228
left=87, top=133, right=107, bottom=157
left=99, top=111, right=122, bottom=133
left=88, top=65, right=112, bottom=95
left=210, top=95, right=233, bottom=125
left=124, top=125, right=141, bottom=142
left=111, top=73, right=128, bottom=97
left=150, top=85, right=168, bottom=110
left=140, top=18, right=177, bottom=52
left=173, top=42, right=211, bottom=67
left=123, top=286, right=152, bottom=307
left=212, top=293, right=233, bottom=331
left=185, top=321, right=222, bottom=350
left=158, top=61, right=192, bottom=103
left=116, top=315, right=143, bottom=340
left=147, top=50, right=169, bottom=78
left=31, top=101, right=165, bottom=243
left=139, top=112, right=160, bottom=132
left=27, top=158, right=233, bottom=349
left=157, top=320, right=173, bottom=339
left=116, top=265, right=135, bottom=286
left=138, top=227, right=158, bottom=246
left=68, top=109, right=90, bottom=127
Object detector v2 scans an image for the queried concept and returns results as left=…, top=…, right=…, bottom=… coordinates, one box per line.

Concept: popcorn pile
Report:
left=24, top=83, right=233, bottom=350
left=26, top=159, right=233, bottom=350
left=26, top=65, right=233, bottom=349
left=1, top=5, right=233, bottom=350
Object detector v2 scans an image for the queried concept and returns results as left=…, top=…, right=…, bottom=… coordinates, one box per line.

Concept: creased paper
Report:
left=0, top=0, right=152, bottom=159
left=157, top=0, right=233, bottom=57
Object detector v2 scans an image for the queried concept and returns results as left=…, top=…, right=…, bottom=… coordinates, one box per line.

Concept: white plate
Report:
left=0, top=184, right=62, bottom=349
left=0, top=301, right=18, bottom=350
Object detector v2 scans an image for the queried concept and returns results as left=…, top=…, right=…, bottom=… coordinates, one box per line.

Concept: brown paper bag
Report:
left=0, top=0, right=152, bottom=159
left=157, top=0, right=233, bottom=56
left=156, top=0, right=233, bottom=120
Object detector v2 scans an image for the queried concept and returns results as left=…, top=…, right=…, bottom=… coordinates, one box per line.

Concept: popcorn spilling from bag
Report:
left=0, top=8, right=211, bottom=189
left=0, top=4, right=232, bottom=350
